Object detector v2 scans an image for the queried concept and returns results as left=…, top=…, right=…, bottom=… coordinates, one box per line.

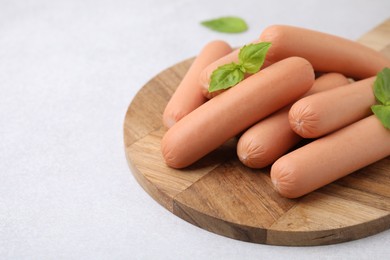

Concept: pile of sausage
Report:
left=161, top=25, right=390, bottom=198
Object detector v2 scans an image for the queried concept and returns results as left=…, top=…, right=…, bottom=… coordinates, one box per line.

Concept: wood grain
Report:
left=123, top=18, right=390, bottom=246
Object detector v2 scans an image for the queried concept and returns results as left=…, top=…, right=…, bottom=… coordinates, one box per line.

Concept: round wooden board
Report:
left=123, top=19, right=390, bottom=246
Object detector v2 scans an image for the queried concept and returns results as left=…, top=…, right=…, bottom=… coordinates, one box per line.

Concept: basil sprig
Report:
left=208, top=42, right=271, bottom=92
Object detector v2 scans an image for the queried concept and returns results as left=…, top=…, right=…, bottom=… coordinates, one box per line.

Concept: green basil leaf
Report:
left=371, top=104, right=390, bottom=129
left=373, top=67, right=390, bottom=106
left=201, top=16, right=248, bottom=33
left=238, top=42, right=272, bottom=74
left=208, top=63, right=244, bottom=92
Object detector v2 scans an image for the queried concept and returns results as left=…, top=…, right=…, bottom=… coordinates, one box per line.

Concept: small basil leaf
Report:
left=239, top=42, right=272, bottom=74
left=201, top=16, right=248, bottom=33
left=208, top=63, right=244, bottom=92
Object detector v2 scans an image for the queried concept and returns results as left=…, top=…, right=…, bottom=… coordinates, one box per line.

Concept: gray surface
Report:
left=1, top=0, right=390, bottom=259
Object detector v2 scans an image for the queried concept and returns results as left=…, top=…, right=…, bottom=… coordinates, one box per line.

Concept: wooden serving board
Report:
left=124, top=19, right=390, bottom=246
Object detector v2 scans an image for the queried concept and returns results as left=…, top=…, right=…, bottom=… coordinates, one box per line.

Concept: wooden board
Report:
left=123, top=19, right=390, bottom=246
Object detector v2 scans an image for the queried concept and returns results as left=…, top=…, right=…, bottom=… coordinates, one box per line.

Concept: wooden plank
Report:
left=357, top=18, right=390, bottom=51
left=174, top=159, right=295, bottom=227
left=126, top=127, right=237, bottom=210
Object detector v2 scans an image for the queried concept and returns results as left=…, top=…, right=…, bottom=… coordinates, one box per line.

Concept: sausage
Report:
left=163, top=40, right=233, bottom=128
left=271, top=115, right=390, bottom=198
left=237, top=73, right=350, bottom=168
left=259, top=25, right=390, bottom=79
left=289, top=77, right=375, bottom=138
left=161, top=57, right=315, bottom=168
left=198, top=25, right=390, bottom=94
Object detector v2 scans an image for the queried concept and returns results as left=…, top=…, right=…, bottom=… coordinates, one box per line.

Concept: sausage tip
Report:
left=237, top=139, right=268, bottom=168
left=163, top=116, right=176, bottom=129
left=289, top=117, right=304, bottom=135
left=199, top=68, right=211, bottom=91
left=289, top=100, right=320, bottom=138
left=238, top=152, right=249, bottom=166
left=161, top=140, right=182, bottom=169
left=270, top=157, right=302, bottom=198
left=271, top=177, right=280, bottom=192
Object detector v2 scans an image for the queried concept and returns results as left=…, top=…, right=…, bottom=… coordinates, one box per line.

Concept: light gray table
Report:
left=1, top=1, right=390, bottom=259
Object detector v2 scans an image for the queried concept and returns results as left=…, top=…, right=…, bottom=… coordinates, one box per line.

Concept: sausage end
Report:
left=163, top=109, right=183, bottom=129
left=289, top=99, right=321, bottom=138
left=161, top=132, right=188, bottom=169
left=237, top=137, right=272, bottom=168
left=270, top=156, right=302, bottom=198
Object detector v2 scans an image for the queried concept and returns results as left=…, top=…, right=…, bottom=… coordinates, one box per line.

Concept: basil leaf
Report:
left=208, top=63, right=244, bottom=92
left=371, top=104, right=390, bottom=129
left=201, top=16, right=248, bottom=33
left=239, top=42, right=272, bottom=74
left=373, top=67, right=390, bottom=106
